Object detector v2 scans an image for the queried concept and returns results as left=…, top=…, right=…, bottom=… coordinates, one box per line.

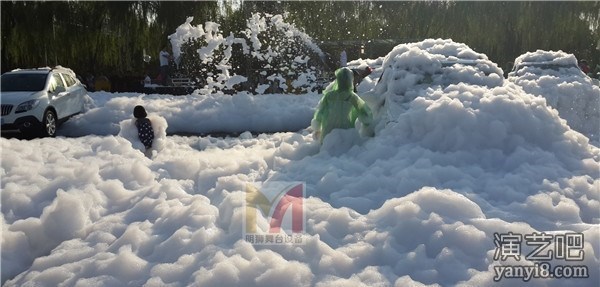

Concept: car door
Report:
left=61, top=73, right=84, bottom=115
left=72, top=74, right=87, bottom=113
left=48, top=73, right=69, bottom=119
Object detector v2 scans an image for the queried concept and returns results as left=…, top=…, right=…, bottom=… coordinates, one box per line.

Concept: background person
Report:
left=351, top=66, right=373, bottom=92
left=159, top=45, right=173, bottom=85
left=578, top=59, right=591, bottom=74
left=340, top=49, right=347, bottom=67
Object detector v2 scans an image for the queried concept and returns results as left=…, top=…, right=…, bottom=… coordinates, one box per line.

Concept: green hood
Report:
left=334, top=67, right=354, bottom=91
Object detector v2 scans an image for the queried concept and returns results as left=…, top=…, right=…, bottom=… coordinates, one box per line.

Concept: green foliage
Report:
left=177, top=39, right=206, bottom=84
left=281, top=1, right=600, bottom=69
left=177, top=36, right=230, bottom=89
left=240, top=13, right=323, bottom=93
left=2, top=1, right=599, bottom=80
left=0, top=1, right=219, bottom=77
left=174, top=12, right=324, bottom=94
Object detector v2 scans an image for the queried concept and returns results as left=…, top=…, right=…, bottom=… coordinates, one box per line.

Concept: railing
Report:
left=171, top=77, right=194, bottom=87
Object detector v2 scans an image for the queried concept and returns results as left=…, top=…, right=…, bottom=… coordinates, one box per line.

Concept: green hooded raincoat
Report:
left=312, top=68, right=373, bottom=142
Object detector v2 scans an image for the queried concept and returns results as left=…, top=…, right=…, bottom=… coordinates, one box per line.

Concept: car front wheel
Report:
left=41, top=109, right=57, bottom=137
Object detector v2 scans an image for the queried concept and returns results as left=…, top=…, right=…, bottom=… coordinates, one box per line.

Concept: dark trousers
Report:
left=159, top=65, right=170, bottom=85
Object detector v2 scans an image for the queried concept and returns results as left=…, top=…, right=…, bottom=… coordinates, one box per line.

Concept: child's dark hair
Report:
left=134, top=105, right=147, bottom=118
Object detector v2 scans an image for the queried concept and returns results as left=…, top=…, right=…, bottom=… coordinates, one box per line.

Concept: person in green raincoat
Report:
left=311, top=67, right=373, bottom=143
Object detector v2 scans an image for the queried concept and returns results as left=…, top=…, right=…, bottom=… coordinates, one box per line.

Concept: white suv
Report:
left=1, top=67, right=87, bottom=137
left=508, top=51, right=599, bottom=142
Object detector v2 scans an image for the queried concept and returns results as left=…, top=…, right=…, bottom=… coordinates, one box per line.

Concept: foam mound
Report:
left=508, top=50, right=600, bottom=143
left=2, top=40, right=599, bottom=286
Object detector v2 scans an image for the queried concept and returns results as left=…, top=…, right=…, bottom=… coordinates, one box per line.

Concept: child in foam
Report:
left=312, top=67, right=373, bottom=143
left=133, top=105, right=154, bottom=152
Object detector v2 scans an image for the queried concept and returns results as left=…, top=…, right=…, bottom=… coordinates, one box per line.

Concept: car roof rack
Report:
left=10, top=67, right=51, bottom=72
left=7, top=66, right=76, bottom=76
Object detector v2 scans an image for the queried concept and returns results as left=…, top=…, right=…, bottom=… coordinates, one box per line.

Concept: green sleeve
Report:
left=313, top=95, right=328, bottom=127
left=349, top=93, right=373, bottom=125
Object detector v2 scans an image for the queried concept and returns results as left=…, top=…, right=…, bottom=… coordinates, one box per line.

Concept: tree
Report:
left=2, top=1, right=599, bottom=82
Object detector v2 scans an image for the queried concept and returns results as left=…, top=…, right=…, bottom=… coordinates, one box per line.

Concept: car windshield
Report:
left=515, top=62, right=579, bottom=72
left=1, top=73, right=48, bottom=92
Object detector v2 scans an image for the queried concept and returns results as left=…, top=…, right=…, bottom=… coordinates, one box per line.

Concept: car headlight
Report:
left=15, top=99, right=40, bottom=113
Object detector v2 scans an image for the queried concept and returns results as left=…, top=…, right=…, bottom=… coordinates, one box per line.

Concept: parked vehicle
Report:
left=361, top=39, right=504, bottom=121
left=508, top=50, right=599, bottom=142
left=1, top=66, right=87, bottom=137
